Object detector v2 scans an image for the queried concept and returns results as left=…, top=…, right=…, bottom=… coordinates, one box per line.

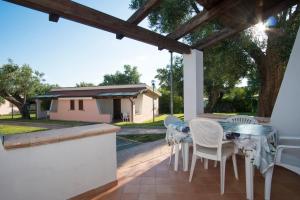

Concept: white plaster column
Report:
left=183, top=49, right=204, bottom=121
left=271, top=26, right=300, bottom=138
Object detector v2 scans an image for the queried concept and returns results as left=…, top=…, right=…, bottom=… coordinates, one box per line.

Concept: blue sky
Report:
left=0, top=0, right=176, bottom=87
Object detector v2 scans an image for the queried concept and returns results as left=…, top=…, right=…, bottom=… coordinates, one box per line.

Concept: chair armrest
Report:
left=222, top=140, right=232, bottom=144
left=276, top=144, right=300, bottom=163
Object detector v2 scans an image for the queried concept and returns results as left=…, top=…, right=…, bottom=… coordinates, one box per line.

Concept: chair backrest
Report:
left=226, top=115, right=258, bottom=124
left=189, top=118, right=224, bottom=149
left=164, top=115, right=182, bottom=128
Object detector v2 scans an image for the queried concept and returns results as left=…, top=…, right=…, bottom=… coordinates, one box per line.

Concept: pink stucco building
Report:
left=35, top=84, right=160, bottom=123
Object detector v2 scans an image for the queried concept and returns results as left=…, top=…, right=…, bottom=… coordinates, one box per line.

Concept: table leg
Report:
left=245, top=154, right=254, bottom=200
left=183, top=142, right=189, bottom=171
left=264, top=166, right=274, bottom=200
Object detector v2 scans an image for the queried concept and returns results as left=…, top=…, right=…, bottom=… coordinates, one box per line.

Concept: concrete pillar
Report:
left=271, top=26, right=300, bottom=138
left=35, top=99, right=42, bottom=119
left=183, top=49, right=204, bottom=121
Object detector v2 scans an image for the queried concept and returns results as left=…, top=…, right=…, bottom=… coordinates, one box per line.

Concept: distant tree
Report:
left=0, top=97, right=5, bottom=105
left=130, top=0, right=300, bottom=117
left=76, top=82, right=95, bottom=87
left=0, top=59, right=52, bottom=119
left=155, top=56, right=184, bottom=113
left=100, top=65, right=141, bottom=86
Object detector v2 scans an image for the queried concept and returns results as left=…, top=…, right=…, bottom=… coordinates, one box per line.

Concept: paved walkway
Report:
left=117, top=139, right=169, bottom=169
left=117, top=127, right=166, bottom=136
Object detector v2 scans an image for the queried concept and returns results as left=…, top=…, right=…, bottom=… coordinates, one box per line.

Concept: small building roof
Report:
left=35, top=84, right=161, bottom=99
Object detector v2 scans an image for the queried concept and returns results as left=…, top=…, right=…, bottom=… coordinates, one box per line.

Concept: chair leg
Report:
left=264, top=166, right=274, bottom=200
left=189, top=154, right=197, bottom=182
left=204, top=158, right=208, bottom=170
left=220, top=156, right=227, bottom=195
left=214, top=160, right=218, bottom=168
left=169, top=144, right=174, bottom=166
left=232, top=154, right=239, bottom=180
left=174, top=144, right=179, bottom=171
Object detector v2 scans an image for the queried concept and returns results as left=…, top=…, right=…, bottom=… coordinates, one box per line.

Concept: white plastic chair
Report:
left=122, top=112, right=130, bottom=122
left=189, top=118, right=239, bottom=194
left=164, top=115, right=182, bottom=169
left=226, top=115, right=258, bottom=124
left=264, top=137, right=300, bottom=200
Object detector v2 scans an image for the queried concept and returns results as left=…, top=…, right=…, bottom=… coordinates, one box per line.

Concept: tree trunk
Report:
left=205, top=88, right=220, bottom=113
left=4, top=96, right=31, bottom=119
left=19, top=103, right=31, bottom=119
left=257, top=34, right=286, bottom=117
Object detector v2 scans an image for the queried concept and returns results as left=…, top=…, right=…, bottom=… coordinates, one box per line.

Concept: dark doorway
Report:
left=113, top=99, right=121, bottom=120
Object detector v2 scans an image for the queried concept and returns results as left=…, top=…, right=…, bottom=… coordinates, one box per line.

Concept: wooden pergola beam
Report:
left=117, top=0, right=161, bottom=39
left=5, top=0, right=191, bottom=54
left=168, top=0, right=240, bottom=40
left=193, top=0, right=299, bottom=50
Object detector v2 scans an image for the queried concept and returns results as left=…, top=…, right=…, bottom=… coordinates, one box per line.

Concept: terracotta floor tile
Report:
left=123, top=185, right=140, bottom=194
left=140, top=177, right=156, bottom=185
left=140, top=185, right=156, bottom=194
left=121, top=193, right=139, bottom=200
left=92, top=145, right=300, bottom=200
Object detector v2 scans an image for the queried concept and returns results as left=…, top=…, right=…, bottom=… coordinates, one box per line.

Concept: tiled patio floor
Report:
left=96, top=143, right=300, bottom=200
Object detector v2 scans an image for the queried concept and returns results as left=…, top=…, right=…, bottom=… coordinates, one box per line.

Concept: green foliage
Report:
left=0, top=97, right=4, bottom=105
left=100, top=65, right=141, bottom=86
left=158, top=88, right=183, bottom=114
left=213, top=87, right=257, bottom=113
left=75, top=82, right=95, bottom=87
left=130, top=0, right=197, bottom=33
left=0, top=59, right=52, bottom=118
left=155, top=56, right=184, bottom=113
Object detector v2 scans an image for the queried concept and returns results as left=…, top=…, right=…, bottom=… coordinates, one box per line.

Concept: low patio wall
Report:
left=0, top=124, right=120, bottom=200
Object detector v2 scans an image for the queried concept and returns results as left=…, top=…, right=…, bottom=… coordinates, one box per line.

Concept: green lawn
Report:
left=0, top=113, right=36, bottom=120
left=114, top=112, right=257, bottom=128
left=0, top=125, right=47, bottom=135
left=119, top=134, right=165, bottom=143
left=114, top=114, right=184, bottom=128
left=0, top=114, right=92, bottom=126
left=213, top=112, right=256, bottom=116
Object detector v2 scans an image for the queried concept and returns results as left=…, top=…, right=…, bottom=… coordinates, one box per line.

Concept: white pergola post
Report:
left=183, top=49, right=204, bottom=121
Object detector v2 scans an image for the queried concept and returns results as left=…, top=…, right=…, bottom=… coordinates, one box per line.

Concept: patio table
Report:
left=166, top=121, right=277, bottom=200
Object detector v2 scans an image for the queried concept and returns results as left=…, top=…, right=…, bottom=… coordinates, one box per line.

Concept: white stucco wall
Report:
left=134, top=93, right=159, bottom=123
left=0, top=100, right=18, bottom=115
left=183, top=49, right=204, bottom=121
left=0, top=132, right=117, bottom=200
left=271, top=27, right=300, bottom=138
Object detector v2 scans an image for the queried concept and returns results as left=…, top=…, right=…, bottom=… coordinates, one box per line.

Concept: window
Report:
left=70, top=100, right=75, bottom=110
left=79, top=100, right=84, bottom=110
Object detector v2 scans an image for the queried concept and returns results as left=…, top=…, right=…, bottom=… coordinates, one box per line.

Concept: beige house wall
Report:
left=0, top=100, right=18, bottom=115
left=134, top=93, right=159, bottom=123
left=50, top=98, right=111, bottom=123
left=48, top=93, right=159, bottom=123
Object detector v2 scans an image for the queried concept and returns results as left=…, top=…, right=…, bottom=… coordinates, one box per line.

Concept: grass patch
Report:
left=213, top=112, right=256, bottom=116
left=0, top=113, right=93, bottom=126
left=115, top=114, right=184, bottom=128
left=0, top=113, right=36, bottom=120
left=0, top=125, right=47, bottom=135
left=119, top=134, right=165, bottom=143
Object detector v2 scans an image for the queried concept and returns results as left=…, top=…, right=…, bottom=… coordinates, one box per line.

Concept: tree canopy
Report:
left=100, top=65, right=141, bottom=86
left=130, top=0, right=300, bottom=116
left=0, top=59, right=53, bottom=119
left=75, top=82, right=95, bottom=87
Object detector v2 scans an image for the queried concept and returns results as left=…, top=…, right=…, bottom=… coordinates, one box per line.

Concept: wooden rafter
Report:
left=168, top=0, right=240, bottom=40
left=193, top=0, right=299, bottom=50
left=117, top=0, right=161, bottom=39
left=5, top=0, right=190, bottom=54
